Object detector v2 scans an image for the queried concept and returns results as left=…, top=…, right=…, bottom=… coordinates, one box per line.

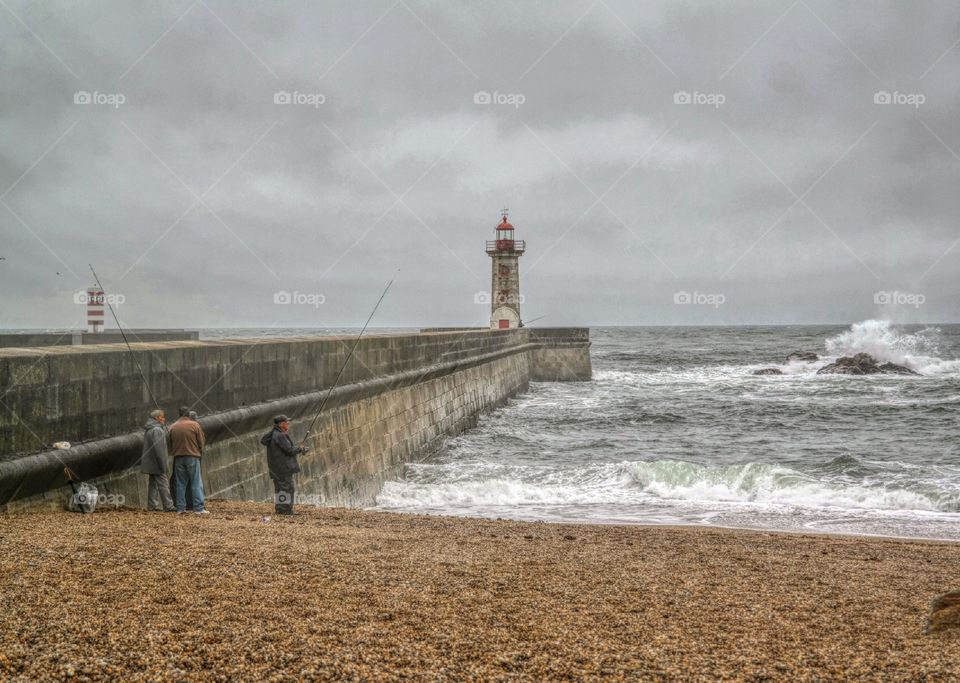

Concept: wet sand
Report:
left=1, top=501, right=957, bottom=681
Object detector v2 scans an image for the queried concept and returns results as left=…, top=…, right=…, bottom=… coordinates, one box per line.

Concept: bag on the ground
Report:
left=64, top=467, right=98, bottom=514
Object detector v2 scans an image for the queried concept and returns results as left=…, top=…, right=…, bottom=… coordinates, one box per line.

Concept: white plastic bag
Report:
left=67, top=481, right=98, bottom=514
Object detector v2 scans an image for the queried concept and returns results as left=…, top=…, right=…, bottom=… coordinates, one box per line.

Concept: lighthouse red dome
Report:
left=486, top=207, right=525, bottom=257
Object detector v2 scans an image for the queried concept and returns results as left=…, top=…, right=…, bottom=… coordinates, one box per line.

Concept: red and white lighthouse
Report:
left=485, top=209, right=525, bottom=329
left=86, top=287, right=105, bottom=333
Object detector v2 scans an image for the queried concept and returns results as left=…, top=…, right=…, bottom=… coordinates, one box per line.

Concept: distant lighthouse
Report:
left=486, top=209, right=525, bottom=329
left=86, top=287, right=105, bottom=333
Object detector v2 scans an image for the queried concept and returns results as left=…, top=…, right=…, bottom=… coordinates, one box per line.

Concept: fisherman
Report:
left=170, top=406, right=208, bottom=515
left=261, top=415, right=308, bottom=515
left=140, top=409, right=175, bottom=512
left=181, top=410, right=199, bottom=508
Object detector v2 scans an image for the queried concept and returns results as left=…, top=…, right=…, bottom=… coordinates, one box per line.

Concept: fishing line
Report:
left=88, top=264, right=161, bottom=410
left=300, top=271, right=397, bottom=446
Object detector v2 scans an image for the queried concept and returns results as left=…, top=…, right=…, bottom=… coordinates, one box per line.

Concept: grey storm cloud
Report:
left=1, top=0, right=959, bottom=329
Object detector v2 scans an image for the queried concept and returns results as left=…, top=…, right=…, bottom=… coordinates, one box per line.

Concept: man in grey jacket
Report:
left=141, top=409, right=175, bottom=512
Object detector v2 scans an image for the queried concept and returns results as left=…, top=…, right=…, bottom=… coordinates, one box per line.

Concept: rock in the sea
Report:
left=753, top=368, right=784, bottom=376
left=877, top=362, right=920, bottom=375
left=817, top=353, right=877, bottom=375
left=926, top=590, right=960, bottom=634
left=786, top=351, right=819, bottom=362
left=816, top=353, right=919, bottom=376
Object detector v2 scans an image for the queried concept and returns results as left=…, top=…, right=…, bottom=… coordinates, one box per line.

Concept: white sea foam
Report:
left=622, top=460, right=949, bottom=512
left=599, top=321, right=959, bottom=379
left=377, top=323, right=960, bottom=538
left=823, top=319, right=956, bottom=374
left=376, top=459, right=957, bottom=515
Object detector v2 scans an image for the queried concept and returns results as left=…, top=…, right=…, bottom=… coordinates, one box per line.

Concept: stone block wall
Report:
left=0, top=330, right=199, bottom=348
left=528, top=328, right=592, bottom=381
left=0, top=328, right=587, bottom=510
left=0, top=329, right=524, bottom=456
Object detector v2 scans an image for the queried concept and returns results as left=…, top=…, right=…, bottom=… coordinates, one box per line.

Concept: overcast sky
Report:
left=1, top=1, right=959, bottom=329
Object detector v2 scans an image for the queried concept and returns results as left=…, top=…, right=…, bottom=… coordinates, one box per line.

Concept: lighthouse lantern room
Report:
left=485, top=209, right=525, bottom=329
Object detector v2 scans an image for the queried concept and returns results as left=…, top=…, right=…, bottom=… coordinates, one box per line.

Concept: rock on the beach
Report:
left=786, top=351, right=819, bottom=362
left=926, top=590, right=960, bottom=634
left=816, top=353, right=919, bottom=376
left=753, top=368, right=784, bottom=376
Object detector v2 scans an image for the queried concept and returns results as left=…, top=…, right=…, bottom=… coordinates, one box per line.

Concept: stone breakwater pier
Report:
left=0, top=327, right=590, bottom=510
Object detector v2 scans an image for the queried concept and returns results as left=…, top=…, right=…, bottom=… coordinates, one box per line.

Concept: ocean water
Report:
left=375, top=321, right=960, bottom=541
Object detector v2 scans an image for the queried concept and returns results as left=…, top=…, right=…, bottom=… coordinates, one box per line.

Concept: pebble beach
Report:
left=1, top=501, right=957, bottom=681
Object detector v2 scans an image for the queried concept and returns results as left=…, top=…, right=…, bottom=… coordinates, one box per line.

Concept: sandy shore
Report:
left=1, top=502, right=957, bottom=681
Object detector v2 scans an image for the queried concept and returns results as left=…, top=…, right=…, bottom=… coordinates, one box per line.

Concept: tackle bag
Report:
left=65, top=467, right=98, bottom=514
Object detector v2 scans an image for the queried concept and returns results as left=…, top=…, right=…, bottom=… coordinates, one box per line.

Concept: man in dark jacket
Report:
left=260, top=414, right=308, bottom=515
left=140, top=409, right=175, bottom=512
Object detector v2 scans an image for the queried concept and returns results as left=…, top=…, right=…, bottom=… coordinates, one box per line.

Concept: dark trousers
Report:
left=272, top=475, right=295, bottom=514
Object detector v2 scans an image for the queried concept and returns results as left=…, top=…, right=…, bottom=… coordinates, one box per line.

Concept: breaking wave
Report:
left=377, top=459, right=959, bottom=515
left=376, top=323, right=960, bottom=538
left=824, top=320, right=958, bottom=374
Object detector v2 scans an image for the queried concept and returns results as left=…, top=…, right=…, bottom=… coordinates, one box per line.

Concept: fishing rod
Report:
left=299, top=272, right=397, bottom=446
left=89, top=264, right=161, bottom=410
left=521, top=314, right=548, bottom=327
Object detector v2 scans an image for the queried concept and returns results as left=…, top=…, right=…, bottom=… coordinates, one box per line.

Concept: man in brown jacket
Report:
left=170, top=406, right=208, bottom=514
